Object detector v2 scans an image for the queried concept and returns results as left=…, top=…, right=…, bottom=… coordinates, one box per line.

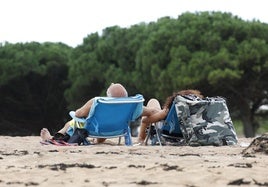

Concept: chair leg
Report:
left=145, top=122, right=163, bottom=146
left=124, top=127, right=133, bottom=146
left=155, top=123, right=162, bottom=146
left=144, top=124, right=152, bottom=145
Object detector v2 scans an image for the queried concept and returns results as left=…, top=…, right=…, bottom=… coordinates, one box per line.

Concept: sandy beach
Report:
left=0, top=136, right=267, bottom=187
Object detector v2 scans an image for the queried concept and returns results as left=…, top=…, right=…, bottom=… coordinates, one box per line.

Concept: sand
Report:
left=0, top=136, right=267, bottom=187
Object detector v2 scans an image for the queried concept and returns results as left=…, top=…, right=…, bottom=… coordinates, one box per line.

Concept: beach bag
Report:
left=174, top=95, right=238, bottom=146
left=67, top=128, right=90, bottom=145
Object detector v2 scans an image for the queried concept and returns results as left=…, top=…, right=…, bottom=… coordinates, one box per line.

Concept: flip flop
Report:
left=40, top=139, right=78, bottom=146
left=40, top=140, right=52, bottom=145
left=57, top=140, right=78, bottom=146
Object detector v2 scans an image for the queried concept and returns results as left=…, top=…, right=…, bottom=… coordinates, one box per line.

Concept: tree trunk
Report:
left=241, top=116, right=255, bottom=137
left=240, top=101, right=256, bottom=137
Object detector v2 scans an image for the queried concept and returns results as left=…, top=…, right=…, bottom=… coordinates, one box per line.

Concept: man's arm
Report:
left=75, top=98, right=94, bottom=117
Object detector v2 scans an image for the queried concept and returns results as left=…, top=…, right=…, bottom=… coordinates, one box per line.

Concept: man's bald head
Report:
left=106, top=83, right=128, bottom=97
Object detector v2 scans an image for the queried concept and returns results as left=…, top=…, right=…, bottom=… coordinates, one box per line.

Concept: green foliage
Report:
left=70, top=11, right=268, bottom=137
left=1, top=11, right=268, bottom=137
left=0, top=42, right=72, bottom=135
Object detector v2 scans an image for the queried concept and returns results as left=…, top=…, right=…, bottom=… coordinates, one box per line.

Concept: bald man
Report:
left=75, top=83, right=128, bottom=117
left=40, top=83, right=128, bottom=143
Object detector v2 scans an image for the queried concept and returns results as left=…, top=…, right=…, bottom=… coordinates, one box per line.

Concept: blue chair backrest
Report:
left=162, top=101, right=182, bottom=136
left=85, top=94, right=144, bottom=137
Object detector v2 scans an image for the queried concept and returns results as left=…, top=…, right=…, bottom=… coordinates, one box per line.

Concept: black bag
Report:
left=67, top=128, right=90, bottom=145
left=53, top=132, right=70, bottom=142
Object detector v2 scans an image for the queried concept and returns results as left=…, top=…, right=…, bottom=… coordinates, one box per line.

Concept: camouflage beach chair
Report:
left=145, top=94, right=238, bottom=146
left=174, top=95, right=238, bottom=146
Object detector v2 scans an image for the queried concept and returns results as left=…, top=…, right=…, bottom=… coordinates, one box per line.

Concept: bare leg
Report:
left=138, top=98, right=161, bottom=143
left=40, top=128, right=53, bottom=141
left=58, top=121, right=71, bottom=134
left=40, top=120, right=71, bottom=142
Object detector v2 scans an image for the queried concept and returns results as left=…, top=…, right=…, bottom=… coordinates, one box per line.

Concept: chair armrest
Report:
left=69, top=111, right=86, bottom=123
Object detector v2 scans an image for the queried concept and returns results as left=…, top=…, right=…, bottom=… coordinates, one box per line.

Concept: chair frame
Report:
left=69, top=94, right=144, bottom=146
left=144, top=101, right=183, bottom=146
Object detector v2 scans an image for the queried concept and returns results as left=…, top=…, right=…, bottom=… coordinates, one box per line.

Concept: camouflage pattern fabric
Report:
left=174, top=95, right=238, bottom=146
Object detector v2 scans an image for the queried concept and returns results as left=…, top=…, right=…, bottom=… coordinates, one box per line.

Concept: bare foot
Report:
left=40, top=128, right=53, bottom=141
left=91, top=138, right=106, bottom=144
left=96, top=138, right=106, bottom=144
left=133, top=138, right=145, bottom=146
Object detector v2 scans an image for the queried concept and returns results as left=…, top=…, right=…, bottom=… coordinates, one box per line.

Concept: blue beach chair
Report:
left=144, top=101, right=184, bottom=146
left=69, top=94, right=144, bottom=146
